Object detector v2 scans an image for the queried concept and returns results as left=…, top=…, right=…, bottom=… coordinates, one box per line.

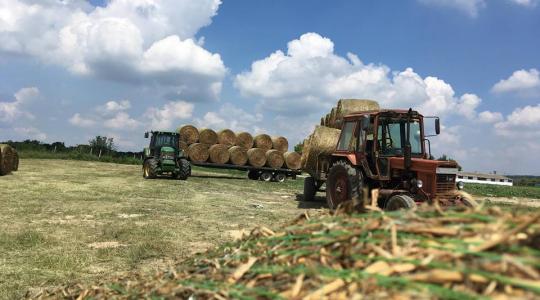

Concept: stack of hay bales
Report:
left=0, top=144, right=19, bottom=176
left=176, top=125, right=301, bottom=170
left=304, top=99, right=380, bottom=172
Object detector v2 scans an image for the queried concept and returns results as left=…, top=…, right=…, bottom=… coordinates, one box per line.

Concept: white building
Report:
left=457, top=172, right=513, bottom=186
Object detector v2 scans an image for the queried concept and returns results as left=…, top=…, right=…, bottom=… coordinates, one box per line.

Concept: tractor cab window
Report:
left=377, top=119, right=422, bottom=156
left=154, top=135, right=177, bottom=147
left=337, top=121, right=357, bottom=151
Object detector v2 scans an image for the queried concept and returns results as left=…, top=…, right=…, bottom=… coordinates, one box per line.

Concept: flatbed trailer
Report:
left=190, top=161, right=301, bottom=182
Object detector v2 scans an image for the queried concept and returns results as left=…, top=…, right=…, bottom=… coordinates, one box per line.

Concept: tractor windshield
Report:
left=154, top=134, right=178, bottom=148
left=377, top=118, right=422, bottom=156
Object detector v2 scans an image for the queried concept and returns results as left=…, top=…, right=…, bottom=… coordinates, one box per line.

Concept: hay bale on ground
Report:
left=208, top=144, right=230, bottom=164
left=283, top=151, right=301, bottom=170
left=302, top=126, right=341, bottom=172
left=187, top=143, right=209, bottom=163
left=247, top=148, right=266, bottom=168
left=178, top=125, right=199, bottom=144
left=199, top=128, right=218, bottom=145
left=217, top=129, right=236, bottom=146
left=265, top=149, right=284, bottom=168
left=271, top=136, right=288, bottom=153
left=228, top=146, right=248, bottom=166
left=235, top=132, right=254, bottom=149
left=0, top=144, right=14, bottom=175
left=254, top=134, right=272, bottom=151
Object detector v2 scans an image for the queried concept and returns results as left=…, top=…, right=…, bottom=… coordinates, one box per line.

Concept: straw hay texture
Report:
left=283, top=151, right=301, bottom=170
left=178, top=125, right=199, bottom=144
left=247, top=148, right=266, bottom=168
left=187, top=143, right=209, bottom=163
left=217, top=129, right=236, bottom=146
left=332, top=99, right=380, bottom=129
left=253, top=134, right=272, bottom=151
left=40, top=207, right=540, bottom=299
left=301, top=126, right=341, bottom=172
left=228, top=146, right=248, bottom=166
left=235, top=132, right=254, bottom=149
left=208, top=144, right=230, bottom=164
left=178, top=141, right=188, bottom=152
left=199, top=128, right=218, bottom=145
left=0, top=144, right=14, bottom=176
left=271, top=136, right=288, bottom=153
left=265, top=149, right=284, bottom=168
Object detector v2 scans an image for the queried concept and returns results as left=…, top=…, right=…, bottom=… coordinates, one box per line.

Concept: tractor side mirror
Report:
left=435, top=118, right=440, bottom=135
left=144, top=132, right=149, bottom=138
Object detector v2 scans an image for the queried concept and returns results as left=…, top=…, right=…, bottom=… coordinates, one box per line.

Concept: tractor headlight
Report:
left=411, top=178, right=423, bottom=189
left=457, top=181, right=464, bottom=190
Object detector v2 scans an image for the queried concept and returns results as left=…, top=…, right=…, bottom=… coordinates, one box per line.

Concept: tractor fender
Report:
left=330, top=153, right=357, bottom=168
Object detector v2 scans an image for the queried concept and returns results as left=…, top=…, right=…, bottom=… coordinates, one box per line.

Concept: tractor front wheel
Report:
left=177, top=158, right=191, bottom=180
left=385, top=194, right=416, bottom=211
left=143, top=159, right=158, bottom=179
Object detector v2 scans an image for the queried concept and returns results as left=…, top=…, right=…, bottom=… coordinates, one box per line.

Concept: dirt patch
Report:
left=481, top=196, right=540, bottom=208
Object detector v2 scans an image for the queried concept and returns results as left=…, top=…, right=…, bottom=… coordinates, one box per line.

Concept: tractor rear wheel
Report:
left=304, top=176, right=317, bottom=202
left=326, top=161, right=363, bottom=209
left=177, top=158, right=190, bottom=180
left=385, top=194, right=416, bottom=211
left=143, top=159, right=158, bottom=179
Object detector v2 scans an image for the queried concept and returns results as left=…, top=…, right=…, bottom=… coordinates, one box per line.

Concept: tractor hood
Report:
left=160, top=146, right=175, bottom=154
left=389, top=157, right=458, bottom=174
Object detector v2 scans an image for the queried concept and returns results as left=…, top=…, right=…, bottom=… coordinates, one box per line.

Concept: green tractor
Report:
left=142, top=131, right=191, bottom=180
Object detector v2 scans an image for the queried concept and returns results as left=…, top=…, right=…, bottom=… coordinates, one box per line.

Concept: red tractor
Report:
left=303, top=108, right=475, bottom=210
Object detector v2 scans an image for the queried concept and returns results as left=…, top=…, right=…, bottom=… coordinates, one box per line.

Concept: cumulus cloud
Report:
left=14, top=126, right=47, bottom=140
left=495, top=104, right=540, bottom=137
left=235, top=32, right=481, bottom=118
left=0, top=0, right=226, bottom=101
left=69, top=113, right=96, bottom=128
left=194, top=103, right=264, bottom=132
left=0, top=87, right=39, bottom=122
left=417, top=0, right=486, bottom=17
left=478, top=111, right=504, bottom=123
left=145, top=101, right=194, bottom=130
left=104, top=112, right=140, bottom=130
left=509, top=0, right=539, bottom=7
left=97, top=100, right=131, bottom=115
left=492, top=69, right=540, bottom=96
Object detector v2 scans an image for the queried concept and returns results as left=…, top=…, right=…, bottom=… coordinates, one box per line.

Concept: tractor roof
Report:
left=151, top=131, right=178, bottom=135
left=344, top=109, right=423, bottom=119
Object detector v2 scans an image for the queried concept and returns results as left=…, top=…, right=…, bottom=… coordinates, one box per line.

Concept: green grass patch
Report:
left=464, top=183, right=540, bottom=199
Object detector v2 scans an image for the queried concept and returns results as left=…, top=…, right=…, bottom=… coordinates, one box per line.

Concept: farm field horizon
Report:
left=1, top=159, right=538, bottom=299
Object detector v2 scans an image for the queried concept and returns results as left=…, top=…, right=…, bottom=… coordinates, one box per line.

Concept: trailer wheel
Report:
left=247, top=170, right=259, bottom=180
left=326, top=161, right=363, bottom=209
left=260, top=171, right=272, bottom=182
left=274, top=173, right=286, bottom=183
left=385, top=194, right=416, bottom=211
left=304, top=176, right=317, bottom=201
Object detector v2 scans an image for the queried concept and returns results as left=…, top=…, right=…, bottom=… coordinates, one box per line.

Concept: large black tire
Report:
left=247, top=170, right=259, bottom=180
left=177, top=158, right=191, bottom=180
left=274, top=173, right=286, bottom=183
left=143, top=159, right=158, bottom=179
left=325, top=161, right=363, bottom=209
left=304, top=176, right=317, bottom=202
left=260, top=171, right=272, bottom=182
left=385, top=194, right=416, bottom=211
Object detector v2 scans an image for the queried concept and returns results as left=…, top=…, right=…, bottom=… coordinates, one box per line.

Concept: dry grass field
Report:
left=0, top=159, right=538, bottom=299
left=0, top=159, right=322, bottom=299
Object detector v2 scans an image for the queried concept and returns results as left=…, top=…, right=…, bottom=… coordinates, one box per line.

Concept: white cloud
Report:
left=69, top=113, right=96, bottom=127
left=0, top=87, right=39, bottom=122
left=0, top=0, right=226, bottom=101
left=478, top=111, right=503, bottom=123
left=235, top=32, right=481, bottom=118
left=145, top=100, right=194, bottom=130
left=14, top=126, right=47, bottom=140
left=418, top=0, right=486, bottom=17
left=194, top=103, right=264, bottom=132
left=492, top=69, right=540, bottom=96
left=97, top=100, right=131, bottom=115
left=104, top=112, right=140, bottom=130
left=495, top=104, right=540, bottom=137
left=509, top=0, right=539, bottom=7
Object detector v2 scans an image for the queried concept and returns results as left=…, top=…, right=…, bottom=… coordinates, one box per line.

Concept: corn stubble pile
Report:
left=178, top=125, right=301, bottom=170
left=38, top=206, right=540, bottom=299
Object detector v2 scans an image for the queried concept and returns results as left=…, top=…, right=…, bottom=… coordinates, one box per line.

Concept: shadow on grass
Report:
left=295, top=193, right=328, bottom=209
left=190, top=174, right=246, bottom=181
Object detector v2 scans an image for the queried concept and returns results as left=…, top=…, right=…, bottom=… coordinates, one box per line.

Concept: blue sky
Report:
left=1, top=0, right=539, bottom=174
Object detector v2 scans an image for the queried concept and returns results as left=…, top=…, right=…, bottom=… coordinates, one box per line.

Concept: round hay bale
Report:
left=283, top=151, right=301, bottom=170
left=271, top=136, right=289, bottom=153
left=254, top=134, right=272, bottom=151
left=178, top=125, right=199, bottom=144
left=265, top=149, right=284, bottom=168
left=208, top=144, right=230, bottom=164
left=302, top=126, right=341, bottom=172
left=228, top=146, right=248, bottom=166
left=217, top=129, right=236, bottom=146
left=235, top=132, right=254, bottom=149
left=324, top=114, right=330, bottom=127
left=187, top=143, right=209, bottom=163
left=247, top=148, right=266, bottom=168
left=336, top=99, right=379, bottom=120
left=199, top=128, right=218, bottom=145
left=178, top=141, right=189, bottom=152
left=0, top=144, right=14, bottom=175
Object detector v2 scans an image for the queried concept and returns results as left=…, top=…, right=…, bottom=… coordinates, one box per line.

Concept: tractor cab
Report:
left=326, top=109, right=474, bottom=209
left=142, top=131, right=190, bottom=180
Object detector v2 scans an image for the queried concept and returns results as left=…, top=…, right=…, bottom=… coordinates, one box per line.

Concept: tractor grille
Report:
left=436, top=174, right=456, bottom=195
